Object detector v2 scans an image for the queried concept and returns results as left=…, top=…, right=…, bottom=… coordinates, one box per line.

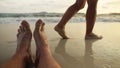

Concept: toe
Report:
left=17, top=29, right=21, bottom=37
left=35, top=19, right=43, bottom=30
left=18, top=29, right=21, bottom=33
left=85, top=35, right=103, bottom=40
left=20, top=26, right=25, bottom=32
left=98, top=35, right=103, bottom=39
left=21, top=20, right=30, bottom=31
left=36, top=20, right=40, bottom=28
left=41, top=23, right=45, bottom=31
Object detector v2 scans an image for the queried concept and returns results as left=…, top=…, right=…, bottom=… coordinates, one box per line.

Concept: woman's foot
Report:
left=54, top=25, right=69, bottom=39
left=85, top=33, right=103, bottom=40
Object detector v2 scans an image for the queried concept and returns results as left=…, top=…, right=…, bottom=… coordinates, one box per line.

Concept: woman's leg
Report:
left=54, top=0, right=86, bottom=39
left=85, top=0, right=102, bottom=39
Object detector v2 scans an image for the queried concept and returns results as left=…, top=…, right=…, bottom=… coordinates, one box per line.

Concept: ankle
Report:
left=86, top=32, right=93, bottom=36
left=56, top=25, right=65, bottom=29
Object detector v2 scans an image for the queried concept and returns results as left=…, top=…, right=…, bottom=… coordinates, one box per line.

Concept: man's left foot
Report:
left=85, top=33, right=103, bottom=40
left=17, top=20, right=34, bottom=67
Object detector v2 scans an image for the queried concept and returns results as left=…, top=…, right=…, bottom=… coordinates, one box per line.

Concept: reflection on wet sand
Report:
left=55, top=39, right=98, bottom=68
left=84, top=40, right=98, bottom=68
left=55, top=39, right=83, bottom=68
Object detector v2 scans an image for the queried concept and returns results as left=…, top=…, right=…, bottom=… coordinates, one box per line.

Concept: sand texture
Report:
left=0, top=23, right=120, bottom=68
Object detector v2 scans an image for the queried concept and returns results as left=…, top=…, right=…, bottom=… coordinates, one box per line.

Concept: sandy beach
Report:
left=0, top=23, right=120, bottom=68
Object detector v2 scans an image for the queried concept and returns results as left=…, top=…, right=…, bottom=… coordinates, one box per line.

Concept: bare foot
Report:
left=17, top=20, right=32, bottom=54
left=17, top=20, right=34, bottom=67
left=54, top=25, right=69, bottom=39
left=34, top=19, right=61, bottom=68
left=85, top=33, right=103, bottom=40
left=34, top=19, right=49, bottom=48
left=34, top=19, right=50, bottom=67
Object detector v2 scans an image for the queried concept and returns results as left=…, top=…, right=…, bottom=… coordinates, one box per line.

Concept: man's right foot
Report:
left=54, top=25, right=69, bottom=39
left=33, top=19, right=51, bottom=67
left=34, top=19, right=61, bottom=68
left=34, top=19, right=49, bottom=48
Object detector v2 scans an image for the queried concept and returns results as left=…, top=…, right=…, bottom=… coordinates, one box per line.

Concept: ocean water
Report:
left=0, top=12, right=120, bottom=24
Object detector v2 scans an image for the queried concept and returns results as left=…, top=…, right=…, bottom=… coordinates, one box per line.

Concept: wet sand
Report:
left=0, top=23, right=120, bottom=68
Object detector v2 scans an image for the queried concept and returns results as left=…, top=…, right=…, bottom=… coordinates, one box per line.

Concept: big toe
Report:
left=41, top=22, right=45, bottom=31
left=35, top=19, right=44, bottom=31
left=21, top=20, right=30, bottom=31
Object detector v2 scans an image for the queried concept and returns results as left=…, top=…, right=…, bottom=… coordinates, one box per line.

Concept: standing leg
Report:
left=54, top=0, right=86, bottom=39
left=34, top=19, right=61, bottom=68
left=85, top=0, right=102, bottom=39
left=0, top=21, right=33, bottom=68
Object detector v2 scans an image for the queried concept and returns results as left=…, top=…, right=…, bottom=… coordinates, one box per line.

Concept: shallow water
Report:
left=0, top=13, right=120, bottom=24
